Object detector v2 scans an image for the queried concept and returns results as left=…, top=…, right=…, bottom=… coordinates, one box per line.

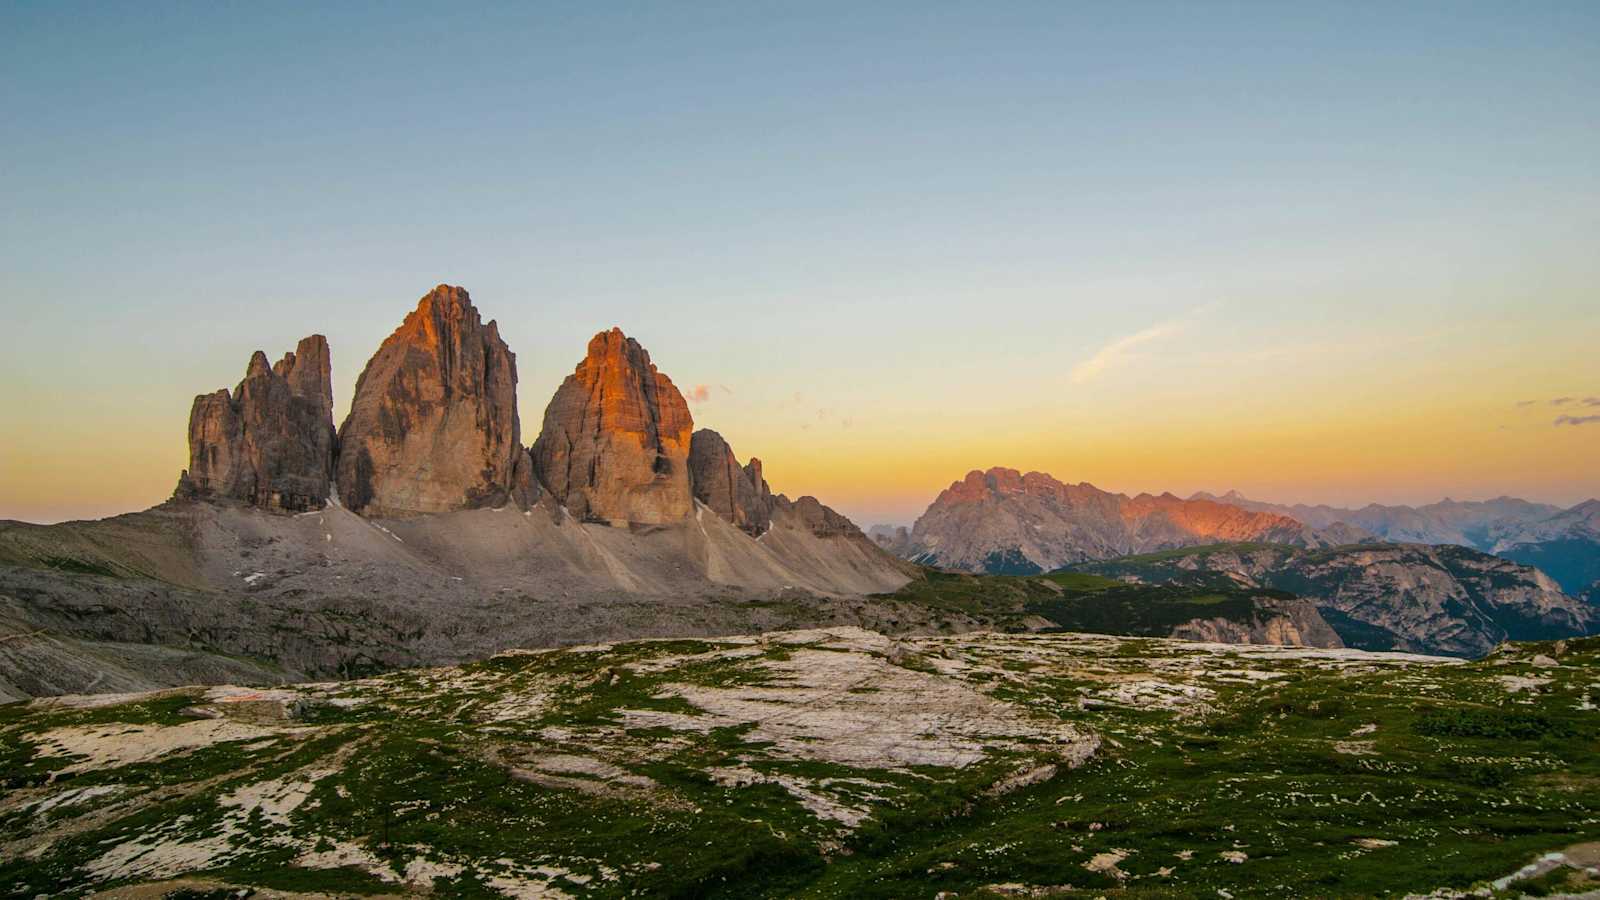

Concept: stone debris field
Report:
left=2, top=628, right=1598, bottom=898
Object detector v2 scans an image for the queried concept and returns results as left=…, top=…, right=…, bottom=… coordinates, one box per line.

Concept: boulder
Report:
left=178, top=335, right=336, bottom=512
left=531, top=328, right=693, bottom=526
left=337, top=285, right=531, bottom=516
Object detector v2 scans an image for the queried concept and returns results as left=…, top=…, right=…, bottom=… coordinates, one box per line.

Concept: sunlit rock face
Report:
left=903, top=467, right=1326, bottom=573
left=336, top=285, right=532, bottom=516
left=178, top=335, right=337, bottom=513
left=532, top=328, right=694, bottom=526
left=688, top=429, right=772, bottom=536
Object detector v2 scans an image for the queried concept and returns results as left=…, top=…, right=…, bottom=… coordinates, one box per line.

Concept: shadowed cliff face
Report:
left=532, top=327, right=693, bottom=526
left=179, top=335, right=336, bottom=513
left=688, top=429, right=772, bottom=536
left=901, top=467, right=1331, bottom=573
left=336, top=285, right=533, bottom=516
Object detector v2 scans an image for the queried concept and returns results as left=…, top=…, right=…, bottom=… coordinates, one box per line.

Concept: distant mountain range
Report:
left=871, top=467, right=1600, bottom=655
left=1070, top=542, right=1594, bottom=657
left=1190, top=490, right=1600, bottom=596
left=872, top=468, right=1365, bottom=575
left=872, top=470, right=1600, bottom=597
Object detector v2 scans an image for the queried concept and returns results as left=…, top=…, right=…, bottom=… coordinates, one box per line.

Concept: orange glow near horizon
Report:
left=3, top=286, right=1596, bottom=527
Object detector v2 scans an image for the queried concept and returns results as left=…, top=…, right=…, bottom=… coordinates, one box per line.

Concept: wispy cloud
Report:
left=1515, top=396, right=1598, bottom=411
left=1555, top=414, right=1600, bottom=427
left=1069, top=311, right=1202, bottom=385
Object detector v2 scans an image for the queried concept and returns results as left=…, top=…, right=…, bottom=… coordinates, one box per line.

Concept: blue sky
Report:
left=2, top=2, right=1597, bottom=525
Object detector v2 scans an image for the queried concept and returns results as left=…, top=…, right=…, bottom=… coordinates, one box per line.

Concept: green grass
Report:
left=3, top=634, right=1598, bottom=898
left=39, top=555, right=124, bottom=578
left=873, top=565, right=1287, bottom=638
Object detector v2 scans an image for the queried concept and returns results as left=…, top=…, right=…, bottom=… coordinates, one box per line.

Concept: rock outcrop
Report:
left=336, top=285, right=531, bottom=516
left=774, top=495, right=858, bottom=538
left=177, top=335, right=336, bottom=512
left=897, top=467, right=1337, bottom=574
left=685, top=428, right=876, bottom=545
left=688, top=429, right=772, bottom=536
left=1168, top=596, right=1344, bottom=648
left=532, top=328, right=693, bottom=526
left=868, top=524, right=913, bottom=555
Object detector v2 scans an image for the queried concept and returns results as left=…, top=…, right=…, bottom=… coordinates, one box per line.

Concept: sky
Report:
left=2, top=2, right=1597, bottom=528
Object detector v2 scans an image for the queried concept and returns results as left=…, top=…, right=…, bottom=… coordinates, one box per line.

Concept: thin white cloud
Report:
left=1069, top=318, right=1185, bottom=385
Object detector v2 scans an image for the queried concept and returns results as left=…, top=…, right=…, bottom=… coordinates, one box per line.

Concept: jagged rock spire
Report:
left=688, top=429, right=772, bottom=536
left=531, top=327, right=693, bottom=526
left=337, top=285, right=535, bottom=516
left=179, top=334, right=336, bottom=512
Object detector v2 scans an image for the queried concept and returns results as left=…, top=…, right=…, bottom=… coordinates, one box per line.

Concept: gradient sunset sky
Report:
left=3, top=2, right=1597, bottom=527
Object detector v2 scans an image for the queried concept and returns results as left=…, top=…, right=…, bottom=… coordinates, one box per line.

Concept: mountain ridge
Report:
left=880, top=466, right=1362, bottom=574
left=1192, top=488, right=1600, bottom=595
left=1069, top=541, right=1597, bottom=657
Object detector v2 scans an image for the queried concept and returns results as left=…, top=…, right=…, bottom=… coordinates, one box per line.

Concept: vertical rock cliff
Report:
left=179, top=335, right=336, bottom=512
left=688, top=429, right=772, bottom=536
left=336, top=285, right=531, bottom=516
left=532, top=328, right=693, bottom=526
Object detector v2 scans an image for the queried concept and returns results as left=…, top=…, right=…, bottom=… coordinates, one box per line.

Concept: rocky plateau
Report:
left=3, top=627, right=1596, bottom=897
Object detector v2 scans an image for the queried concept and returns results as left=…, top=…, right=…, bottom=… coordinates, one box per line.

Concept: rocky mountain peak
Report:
left=245, top=350, right=273, bottom=380
left=178, top=334, right=336, bottom=513
left=390, top=284, right=485, bottom=352
left=337, top=285, right=534, bottom=516
left=900, top=467, right=1332, bottom=574
left=779, top=495, right=858, bottom=537
left=688, top=429, right=771, bottom=536
left=744, top=458, right=768, bottom=494
left=274, top=336, right=333, bottom=416
left=531, top=327, right=693, bottom=526
left=940, top=468, right=1085, bottom=506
